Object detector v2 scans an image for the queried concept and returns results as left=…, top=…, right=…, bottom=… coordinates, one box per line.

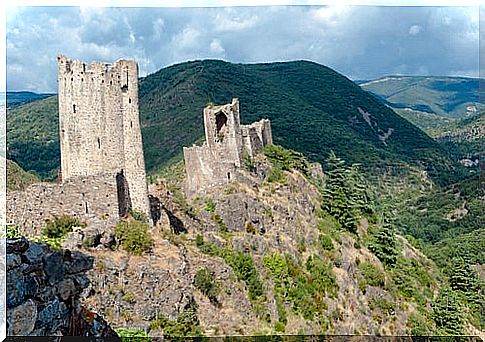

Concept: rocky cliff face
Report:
left=57, top=155, right=448, bottom=337
left=6, top=238, right=118, bottom=337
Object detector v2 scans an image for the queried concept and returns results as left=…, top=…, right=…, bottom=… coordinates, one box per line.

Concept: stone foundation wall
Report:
left=183, top=144, right=237, bottom=196
left=6, top=238, right=118, bottom=337
left=6, top=173, right=119, bottom=238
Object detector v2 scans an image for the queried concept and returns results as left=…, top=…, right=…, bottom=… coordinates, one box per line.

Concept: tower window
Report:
left=129, top=98, right=132, bottom=104
left=73, top=104, right=76, bottom=113
left=97, top=137, right=101, bottom=149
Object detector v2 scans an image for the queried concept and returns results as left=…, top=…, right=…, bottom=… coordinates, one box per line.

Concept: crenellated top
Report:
left=57, top=55, right=138, bottom=81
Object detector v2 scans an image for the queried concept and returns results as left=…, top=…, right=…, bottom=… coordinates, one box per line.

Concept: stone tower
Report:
left=203, top=98, right=245, bottom=168
left=57, top=55, right=150, bottom=220
left=183, top=98, right=273, bottom=195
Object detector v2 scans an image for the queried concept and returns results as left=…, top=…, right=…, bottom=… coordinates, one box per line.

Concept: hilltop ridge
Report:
left=7, top=59, right=456, bottom=182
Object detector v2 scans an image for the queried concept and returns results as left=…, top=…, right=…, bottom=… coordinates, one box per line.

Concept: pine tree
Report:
left=432, top=287, right=465, bottom=335
left=368, top=224, right=398, bottom=267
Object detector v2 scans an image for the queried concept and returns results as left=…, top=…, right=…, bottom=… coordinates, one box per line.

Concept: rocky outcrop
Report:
left=6, top=237, right=119, bottom=338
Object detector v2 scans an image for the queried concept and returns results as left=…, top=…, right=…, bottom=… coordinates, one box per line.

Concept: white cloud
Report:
left=209, top=39, right=225, bottom=55
left=408, top=24, right=422, bottom=35
left=152, top=18, right=165, bottom=40
left=173, top=27, right=201, bottom=49
left=6, top=6, right=480, bottom=92
left=310, top=5, right=350, bottom=26
left=214, top=10, right=259, bottom=32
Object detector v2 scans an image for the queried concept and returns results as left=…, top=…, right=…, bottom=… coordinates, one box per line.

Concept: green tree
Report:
left=321, top=151, right=372, bottom=233
left=368, top=225, right=399, bottom=267
left=432, top=287, right=465, bottom=335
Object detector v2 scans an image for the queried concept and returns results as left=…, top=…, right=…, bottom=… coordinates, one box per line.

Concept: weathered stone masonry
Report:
left=7, top=56, right=151, bottom=232
left=57, top=55, right=150, bottom=219
left=183, top=98, right=273, bottom=195
left=7, top=174, right=119, bottom=237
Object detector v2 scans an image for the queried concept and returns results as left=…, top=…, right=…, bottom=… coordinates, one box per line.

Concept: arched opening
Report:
left=215, top=111, right=228, bottom=142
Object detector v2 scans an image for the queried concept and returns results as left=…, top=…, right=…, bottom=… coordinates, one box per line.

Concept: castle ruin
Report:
left=57, top=55, right=150, bottom=219
left=183, top=98, right=272, bottom=195
left=7, top=56, right=151, bottom=234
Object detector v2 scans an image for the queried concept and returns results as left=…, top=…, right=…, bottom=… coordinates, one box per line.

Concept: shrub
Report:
left=121, top=292, right=136, bottom=304
left=195, top=239, right=264, bottom=303
left=115, top=327, right=151, bottom=341
left=243, top=152, right=256, bottom=172
left=297, top=237, right=307, bottom=253
left=369, top=297, right=395, bottom=316
left=263, top=144, right=311, bottom=177
left=358, top=261, right=385, bottom=288
left=115, top=218, right=153, bottom=256
left=195, top=234, right=204, bottom=247
left=6, top=224, right=22, bottom=239
left=42, top=214, right=85, bottom=239
left=319, top=234, right=334, bottom=251
left=128, top=209, right=148, bottom=223
left=267, top=165, right=285, bottom=183
left=263, top=253, right=337, bottom=324
left=408, top=313, right=430, bottom=336
left=204, top=199, right=216, bottom=213
left=150, top=300, right=203, bottom=338
left=274, top=321, right=286, bottom=332
left=225, top=251, right=264, bottom=301
left=194, top=268, right=219, bottom=304
left=213, top=213, right=228, bottom=233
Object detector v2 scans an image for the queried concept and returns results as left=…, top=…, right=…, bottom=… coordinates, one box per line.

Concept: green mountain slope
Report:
left=434, top=111, right=484, bottom=162
left=7, top=60, right=456, bottom=181
left=5, top=91, right=55, bottom=109
left=7, top=95, right=59, bottom=179
left=359, top=76, right=482, bottom=118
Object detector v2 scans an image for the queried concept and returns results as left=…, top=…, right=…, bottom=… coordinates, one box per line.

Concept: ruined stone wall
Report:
left=6, top=238, right=118, bottom=337
left=183, top=144, right=237, bottom=195
left=242, top=126, right=263, bottom=158
left=183, top=99, right=273, bottom=196
left=241, top=119, right=273, bottom=157
left=203, top=98, right=244, bottom=168
left=57, top=56, right=149, bottom=219
left=6, top=174, right=119, bottom=238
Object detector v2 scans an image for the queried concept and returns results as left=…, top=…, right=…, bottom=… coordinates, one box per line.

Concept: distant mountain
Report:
left=358, top=76, right=483, bottom=118
left=435, top=111, right=484, bottom=164
left=7, top=60, right=457, bottom=181
left=5, top=91, right=55, bottom=109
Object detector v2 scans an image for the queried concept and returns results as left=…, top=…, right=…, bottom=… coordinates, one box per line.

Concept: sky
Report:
left=6, top=5, right=480, bottom=93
